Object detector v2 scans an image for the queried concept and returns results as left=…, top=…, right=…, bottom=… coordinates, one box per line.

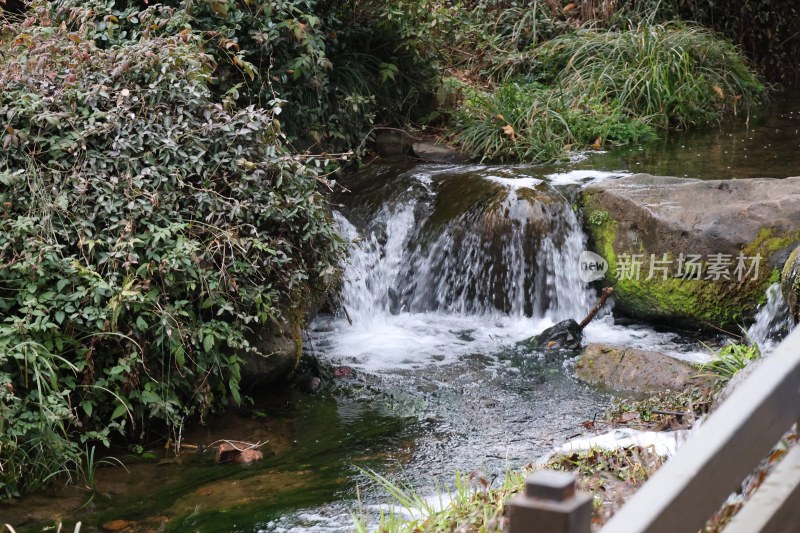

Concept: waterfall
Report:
left=747, top=283, right=795, bottom=353
left=311, top=164, right=707, bottom=368
left=335, top=172, right=595, bottom=324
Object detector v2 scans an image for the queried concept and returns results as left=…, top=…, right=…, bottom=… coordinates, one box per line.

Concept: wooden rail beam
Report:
left=722, top=441, right=800, bottom=533
left=598, top=327, right=800, bottom=533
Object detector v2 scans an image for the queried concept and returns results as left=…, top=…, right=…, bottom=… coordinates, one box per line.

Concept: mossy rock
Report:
left=782, top=246, right=800, bottom=321
left=581, top=175, right=800, bottom=329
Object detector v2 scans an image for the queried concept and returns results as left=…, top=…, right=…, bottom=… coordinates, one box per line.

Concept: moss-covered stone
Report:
left=581, top=178, right=800, bottom=329
left=586, top=210, right=760, bottom=327
left=782, top=246, right=800, bottom=321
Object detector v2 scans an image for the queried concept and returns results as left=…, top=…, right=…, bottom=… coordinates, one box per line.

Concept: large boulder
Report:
left=582, top=175, right=800, bottom=328
left=239, top=317, right=300, bottom=386
left=575, top=343, right=697, bottom=393
left=782, top=246, right=800, bottom=321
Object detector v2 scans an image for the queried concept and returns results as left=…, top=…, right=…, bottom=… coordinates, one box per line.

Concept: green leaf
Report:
left=203, top=333, right=214, bottom=353
left=174, top=345, right=185, bottom=367
left=55, top=310, right=65, bottom=324
left=141, top=390, right=160, bottom=405
left=111, top=403, right=128, bottom=420
left=81, top=400, right=93, bottom=417
left=229, top=379, right=241, bottom=405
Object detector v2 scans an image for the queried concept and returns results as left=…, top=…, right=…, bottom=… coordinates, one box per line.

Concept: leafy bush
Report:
left=0, top=4, right=343, bottom=496
left=44, top=0, right=441, bottom=154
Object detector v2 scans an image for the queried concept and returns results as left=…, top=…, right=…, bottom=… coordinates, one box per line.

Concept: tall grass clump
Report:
left=698, top=342, right=761, bottom=385
left=454, top=82, right=655, bottom=162
left=353, top=468, right=526, bottom=532
left=531, top=21, right=766, bottom=128
left=451, top=21, right=764, bottom=162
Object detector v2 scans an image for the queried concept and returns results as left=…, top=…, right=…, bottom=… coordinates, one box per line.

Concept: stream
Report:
left=3, top=92, right=800, bottom=533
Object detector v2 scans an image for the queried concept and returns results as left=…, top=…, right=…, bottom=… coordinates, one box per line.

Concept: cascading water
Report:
left=748, top=283, right=796, bottom=352
left=341, top=189, right=593, bottom=320
left=310, top=164, right=708, bottom=368
left=311, top=165, right=602, bottom=368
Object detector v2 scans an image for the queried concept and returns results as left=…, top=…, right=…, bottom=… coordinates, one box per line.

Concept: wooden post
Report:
left=509, top=470, right=592, bottom=533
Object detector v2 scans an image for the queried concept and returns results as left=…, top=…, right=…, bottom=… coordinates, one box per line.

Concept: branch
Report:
left=578, top=287, right=614, bottom=330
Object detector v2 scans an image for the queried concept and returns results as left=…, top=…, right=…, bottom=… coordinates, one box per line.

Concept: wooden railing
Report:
left=509, top=327, right=800, bottom=533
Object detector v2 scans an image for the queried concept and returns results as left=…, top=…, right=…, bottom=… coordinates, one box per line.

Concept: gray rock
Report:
left=411, top=140, right=468, bottom=163
left=575, top=343, right=697, bottom=393
left=582, top=175, right=800, bottom=328
left=374, top=129, right=414, bottom=157
left=239, top=318, right=299, bottom=386
left=519, top=319, right=583, bottom=351
left=782, top=246, right=800, bottom=321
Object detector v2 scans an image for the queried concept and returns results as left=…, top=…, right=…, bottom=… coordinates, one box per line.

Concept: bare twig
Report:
left=578, top=287, right=614, bottom=330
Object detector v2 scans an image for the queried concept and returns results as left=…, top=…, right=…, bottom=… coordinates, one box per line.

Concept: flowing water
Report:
left=4, top=92, right=800, bottom=532
left=748, top=283, right=796, bottom=353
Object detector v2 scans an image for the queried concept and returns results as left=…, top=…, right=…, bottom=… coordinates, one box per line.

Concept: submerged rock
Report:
left=411, top=140, right=468, bottom=163
left=215, top=441, right=263, bottom=465
left=519, top=319, right=583, bottom=351
left=374, top=129, right=414, bottom=157
left=782, top=246, right=800, bottom=321
left=582, top=174, right=800, bottom=329
left=575, top=343, right=696, bottom=393
left=102, top=520, right=135, bottom=532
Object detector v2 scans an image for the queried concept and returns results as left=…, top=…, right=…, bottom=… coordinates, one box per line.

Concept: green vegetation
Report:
left=698, top=342, right=761, bottom=385
left=0, top=1, right=348, bottom=497
left=451, top=21, right=764, bottom=162
left=0, top=0, right=787, bottom=503
left=611, top=0, right=800, bottom=82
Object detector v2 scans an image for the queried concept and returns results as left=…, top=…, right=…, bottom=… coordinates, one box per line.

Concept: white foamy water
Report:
left=483, top=175, right=544, bottom=189
left=311, top=168, right=704, bottom=370
left=748, top=282, right=795, bottom=353
left=544, top=169, right=629, bottom=186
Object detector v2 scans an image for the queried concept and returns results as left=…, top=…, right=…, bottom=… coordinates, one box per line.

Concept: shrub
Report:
left=0, top=4, right=343, bottom=496
left=45, top=0, right=441, bottom=154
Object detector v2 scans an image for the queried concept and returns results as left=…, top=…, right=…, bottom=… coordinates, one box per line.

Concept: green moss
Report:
left=588, top=209, right=611, bottom=226
left=782, top=246, right=800, bottom=320
left=744, top=227, right=800, bottom=257
left=582, top=199, right=793, bottom=329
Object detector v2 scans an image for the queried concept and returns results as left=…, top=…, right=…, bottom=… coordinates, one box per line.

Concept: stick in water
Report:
left=578, top=287, right=614, bottom=330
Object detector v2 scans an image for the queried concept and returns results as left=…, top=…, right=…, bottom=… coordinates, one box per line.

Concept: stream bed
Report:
left=3, top=91, right=800, bottom=533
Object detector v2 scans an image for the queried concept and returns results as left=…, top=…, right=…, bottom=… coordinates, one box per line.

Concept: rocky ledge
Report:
left=582, top=175, right=800, bottom=329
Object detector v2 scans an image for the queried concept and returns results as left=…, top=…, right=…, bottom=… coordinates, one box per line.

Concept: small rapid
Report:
left=748, top=282, right=796, bottom=353
left=310, top=164, right=707, bottom=369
